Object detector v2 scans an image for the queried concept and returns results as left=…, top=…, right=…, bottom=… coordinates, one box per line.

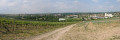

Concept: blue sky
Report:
left=0, top=0, right=120, bottom=14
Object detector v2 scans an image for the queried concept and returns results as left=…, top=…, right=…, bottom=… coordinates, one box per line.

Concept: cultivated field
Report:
left=0, top=18, right=75, bottom=40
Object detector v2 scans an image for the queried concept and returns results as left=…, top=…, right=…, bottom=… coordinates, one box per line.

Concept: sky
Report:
left=0, top=0, right=120, bottom=14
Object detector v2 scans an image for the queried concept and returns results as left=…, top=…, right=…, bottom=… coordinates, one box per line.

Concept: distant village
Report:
left=0, top=12, right=120, bottom=22
left=59, top=13, right=115, bottom=21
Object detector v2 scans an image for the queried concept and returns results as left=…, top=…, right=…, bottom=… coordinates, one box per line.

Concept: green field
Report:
left=0, top=18, right=76, bottom=40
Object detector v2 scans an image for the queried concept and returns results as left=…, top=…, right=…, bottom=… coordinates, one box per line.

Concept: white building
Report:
left=105, top=13, right=113, bottom=18
left=66, top=15, right=78, bottom=18
left=59, top=18, right=66, bottom=21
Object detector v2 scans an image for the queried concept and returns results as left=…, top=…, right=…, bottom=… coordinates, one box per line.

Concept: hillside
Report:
left=24, top=17, right=120, bottom=40
left=0, top=18, right=75, bottom=40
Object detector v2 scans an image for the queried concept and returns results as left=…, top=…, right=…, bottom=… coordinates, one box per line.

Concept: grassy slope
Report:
left=0, top=18, right=76, bottom=40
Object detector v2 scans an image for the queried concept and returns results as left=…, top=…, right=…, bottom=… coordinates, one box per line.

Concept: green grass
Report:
left=66, top=18, right=82, bottom=22
left=0, top=18, right=76, bottom=40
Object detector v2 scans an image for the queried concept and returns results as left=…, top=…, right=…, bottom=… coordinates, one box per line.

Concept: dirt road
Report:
left=25, top=24, right=76, bottom=40
left=25, top=20, right=120, bottom=40
left=59, top=21, right=120, bottom=40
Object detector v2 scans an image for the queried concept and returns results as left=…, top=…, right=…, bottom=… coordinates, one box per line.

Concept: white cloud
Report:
left=23, top=0, right=29, bottom=3
left=92, top=0, right=98, bottom=3
left=117, top=0, right=120, bottom=2
left=0, top=0, right=18, bottom=7
left=73, top=1, right=79, bottom=3
left=109, top=5, right=114, bottom=8
left=8, top=2, right=17, bottom=6
left=0, top=0, right=8, bottom=6
left=98, top=5, right=103, bottom=9
left=104, top=2, right=111, bottom=4
left=0, top=0, right=119, bottom=13
left=98, top=5, right=115, bottom=10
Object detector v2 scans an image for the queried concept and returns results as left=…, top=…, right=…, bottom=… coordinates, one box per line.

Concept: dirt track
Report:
left=59, top=22, right=120, bottom=40
left=25, top=24, right=76, bottom=40
left=25, top=20, right=120, bottom=40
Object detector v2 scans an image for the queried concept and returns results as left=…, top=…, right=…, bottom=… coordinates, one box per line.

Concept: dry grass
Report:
left=58, top=19, right=120, bottom=40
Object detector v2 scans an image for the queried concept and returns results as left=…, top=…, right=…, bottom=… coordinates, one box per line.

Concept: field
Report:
left=0, top=0, right=120, bottom=40
left=24, top=17, right=120, bottom=40
left=59, top=18, right=120, bottom=40
left=0, top=17, right=120, bottom=40
left=0, top=18, right=76, bottom=40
